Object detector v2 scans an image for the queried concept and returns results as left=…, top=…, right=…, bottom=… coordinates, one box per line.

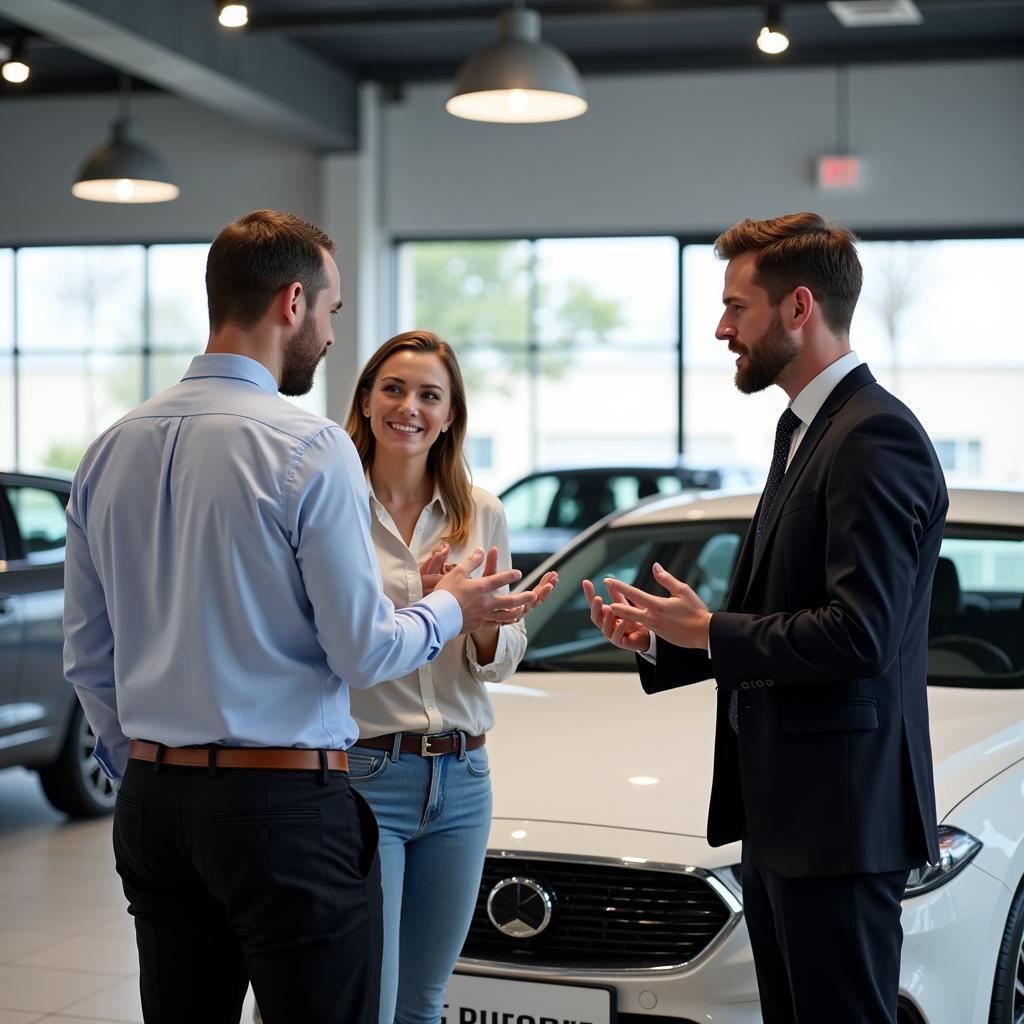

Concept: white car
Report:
left=446, top=488, right=1024, bottom=1024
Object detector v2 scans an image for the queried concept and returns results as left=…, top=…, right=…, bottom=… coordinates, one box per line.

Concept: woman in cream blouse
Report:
left=344, top=330, right=556, bottom=1024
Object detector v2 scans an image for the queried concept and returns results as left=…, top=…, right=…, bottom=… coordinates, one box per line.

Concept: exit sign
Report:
left=817, top=155, right=862, bottom=190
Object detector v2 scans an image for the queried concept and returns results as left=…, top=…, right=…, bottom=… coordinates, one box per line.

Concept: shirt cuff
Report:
left=419, top=589, right=463, bottom=644
left=639, top=633, right=657, bottom=664
left=465, top=627, right=511, bottom=682
left=94, top=735, right=128, bottom=783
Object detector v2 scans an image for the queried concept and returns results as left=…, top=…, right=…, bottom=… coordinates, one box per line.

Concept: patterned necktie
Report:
left=729, top=406, right=802, bottom=734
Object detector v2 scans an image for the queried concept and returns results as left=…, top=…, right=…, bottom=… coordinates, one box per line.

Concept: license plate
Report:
left=443, top=972, right=615, bottom=1024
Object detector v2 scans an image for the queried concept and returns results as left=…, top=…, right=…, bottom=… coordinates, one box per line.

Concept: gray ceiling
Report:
left=1, top=0, right=1022, bottom=149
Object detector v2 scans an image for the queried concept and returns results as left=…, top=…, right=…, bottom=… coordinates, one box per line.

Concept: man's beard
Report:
left=733, top=310, right=798, bottom=395
left=280, top=309, right=326, bottom=397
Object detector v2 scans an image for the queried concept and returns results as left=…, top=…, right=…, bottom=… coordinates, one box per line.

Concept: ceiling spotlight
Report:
left=2, top=39, right=30, bottom=84
left=757, top=8, right=790, bottom=55
left=447, top=6, right=587, bottom=124
left=72, top=74, right=179, bottom=204
left=218, top=3, right=248, bottom=28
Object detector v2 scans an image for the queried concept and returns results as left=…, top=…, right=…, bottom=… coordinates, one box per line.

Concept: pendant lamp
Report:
left=72, top=74, right=180, bottom=203
left=447, top=6, right=587, bottom=124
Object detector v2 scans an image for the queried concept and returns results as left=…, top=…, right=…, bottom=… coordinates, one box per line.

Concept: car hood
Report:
left=486, top=673, right=1024, bottom=837
left=486, top=673, right=718, bottom=837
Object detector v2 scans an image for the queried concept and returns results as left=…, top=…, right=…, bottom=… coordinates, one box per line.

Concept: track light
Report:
left=448, top=6, right=587, bottom=124
left=72, top=75, right=179, bottom=204
left=218, top=3, right=248, bottom=28
left=757, top=8, right=790, bottom=55
left=2, top=39, right=30, bottom=84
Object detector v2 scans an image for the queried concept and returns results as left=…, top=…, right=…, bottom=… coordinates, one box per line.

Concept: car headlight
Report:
left=903, top=826, right=982, bottom=898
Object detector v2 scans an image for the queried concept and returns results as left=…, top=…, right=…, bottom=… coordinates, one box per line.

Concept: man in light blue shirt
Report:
left=63, top=210, right=529, bottom=1024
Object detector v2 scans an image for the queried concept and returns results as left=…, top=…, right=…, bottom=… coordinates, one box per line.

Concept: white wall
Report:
left=382, top=60, right=1024, bottom=236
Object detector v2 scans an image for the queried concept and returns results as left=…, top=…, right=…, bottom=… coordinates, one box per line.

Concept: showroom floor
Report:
left=0, top=768, right=256, bottom=1023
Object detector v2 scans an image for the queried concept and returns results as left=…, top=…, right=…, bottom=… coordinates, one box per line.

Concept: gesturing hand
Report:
left=418, top=544, right=451, bottom=596
left=582, top=579, right=652, bottom=653
left=435, top=547, right=527, bottom=635
left=477, top=549, right=559, bottom=626
left=602, top=562, right=712, bottom=651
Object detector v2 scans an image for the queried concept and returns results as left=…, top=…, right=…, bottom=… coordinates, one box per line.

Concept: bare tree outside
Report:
left=864, top=241, right=931, bottom=396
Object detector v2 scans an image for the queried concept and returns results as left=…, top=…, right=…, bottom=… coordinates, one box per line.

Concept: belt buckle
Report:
left=420, top=735, right=444, bottom=757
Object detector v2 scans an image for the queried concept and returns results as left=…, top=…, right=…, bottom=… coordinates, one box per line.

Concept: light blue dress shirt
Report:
left=63, top=354, right=462, bottom=781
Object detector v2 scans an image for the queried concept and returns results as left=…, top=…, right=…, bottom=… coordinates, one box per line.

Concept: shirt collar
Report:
left=789, top=350, right=861, bottom=426
left=181, top=354, right=278, bottom=396
left=365, top=472, right=448, bottom=516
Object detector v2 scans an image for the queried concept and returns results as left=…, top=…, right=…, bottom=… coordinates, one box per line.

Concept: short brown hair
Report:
left=206, top=210, right=336, bottom=331
left=346, top=331, right=473, bottom=549
left=714, top=212, right=862, bottom=334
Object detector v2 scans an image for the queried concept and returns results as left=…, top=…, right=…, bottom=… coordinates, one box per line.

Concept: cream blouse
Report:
left=348, top=480, right=527, bottom=738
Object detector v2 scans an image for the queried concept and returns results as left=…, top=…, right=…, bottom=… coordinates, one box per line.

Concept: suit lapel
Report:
left=740, top=363, right=877, bottom=604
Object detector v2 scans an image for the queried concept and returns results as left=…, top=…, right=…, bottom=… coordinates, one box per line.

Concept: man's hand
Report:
left=435, top=547, right=528, bottom=635
left=602, top=563, right=712, bottom=651
left=583, top=579, right=652, bottom=653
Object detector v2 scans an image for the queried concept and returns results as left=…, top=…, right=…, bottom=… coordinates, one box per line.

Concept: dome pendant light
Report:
left=447, top=5, right=587, bottom=124
left=2, top=39, right=31, bottom=84
left=72, top=74, right=180, bottom=203
left=757, top=7, right=790, bottom=55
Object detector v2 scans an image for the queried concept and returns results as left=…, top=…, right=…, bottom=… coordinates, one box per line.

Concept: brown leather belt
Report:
left=357, top=732, right=485, bottom=757
left=129, top=739, right=348, bottom=772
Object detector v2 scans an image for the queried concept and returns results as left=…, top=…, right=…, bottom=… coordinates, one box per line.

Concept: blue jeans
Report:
left=348, top=736, right=492, bottom=1024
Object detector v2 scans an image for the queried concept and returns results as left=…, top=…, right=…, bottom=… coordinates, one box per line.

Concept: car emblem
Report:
left=486, top=876, right=554, bottom=938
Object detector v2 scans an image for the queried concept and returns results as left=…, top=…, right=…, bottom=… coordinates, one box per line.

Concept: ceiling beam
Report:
left=247, top=0, right=833, bottom=33
left=0, top=0, right=358, bottom=150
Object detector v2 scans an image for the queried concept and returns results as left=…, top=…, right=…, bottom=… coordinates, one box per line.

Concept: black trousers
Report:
left=741, top=846, right=909, bottom=1024
left=114, top=758, right=382, bottom=1024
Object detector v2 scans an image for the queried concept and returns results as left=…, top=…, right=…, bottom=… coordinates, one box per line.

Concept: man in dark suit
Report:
left=583, top=212, right=947, bottom=1023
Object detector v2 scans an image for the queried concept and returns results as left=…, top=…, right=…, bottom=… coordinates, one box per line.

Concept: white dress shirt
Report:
left=349, top=482, right=527, bottom=738
left=643, top=350, right=862, bottom=661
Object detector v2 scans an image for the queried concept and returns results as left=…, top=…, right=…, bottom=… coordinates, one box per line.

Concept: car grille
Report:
left=461, top=856, right=734, bottom=970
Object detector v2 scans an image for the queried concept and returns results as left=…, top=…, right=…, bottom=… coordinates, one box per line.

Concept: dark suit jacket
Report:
left=638, top=364, right=947, bottom=878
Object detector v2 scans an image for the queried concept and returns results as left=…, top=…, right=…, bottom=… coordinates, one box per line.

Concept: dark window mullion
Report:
left=142, top=245, right=152, bottom=399
left=677, top=237, right=685, bottom=459
left=12, top=247, right=20, bottom=470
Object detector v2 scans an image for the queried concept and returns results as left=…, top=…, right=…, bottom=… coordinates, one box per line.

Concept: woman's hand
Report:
left=418, top=544, right=451, bottom=596
left=483, top=566, right=559, bottom=626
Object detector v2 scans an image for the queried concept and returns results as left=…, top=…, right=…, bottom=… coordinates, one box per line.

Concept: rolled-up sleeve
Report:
left=288, top=427, right=462, bottom=689
left=464, top=500, right=526, bottom=683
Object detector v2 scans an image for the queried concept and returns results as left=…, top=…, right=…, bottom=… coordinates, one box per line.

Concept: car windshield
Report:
left=519, top=519, right=1024, bottom=688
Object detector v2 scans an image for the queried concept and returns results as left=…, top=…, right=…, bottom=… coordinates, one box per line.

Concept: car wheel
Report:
left=38, top=700, right=117, bottom=818
left=989, top=875, right=1024, bottom=1024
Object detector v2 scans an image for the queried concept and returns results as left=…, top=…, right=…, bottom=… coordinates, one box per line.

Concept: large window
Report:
left=683, top=237, right=1024, bottom=486
left=397, top=237, right=679, bottom=494
left=2, top=244, right=325, bottom=474
left=402, top=234, right=1024, bottom=494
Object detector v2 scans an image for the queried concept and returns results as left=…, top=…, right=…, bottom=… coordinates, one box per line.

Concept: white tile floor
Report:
left=0, top=768, right=256, bottom=1023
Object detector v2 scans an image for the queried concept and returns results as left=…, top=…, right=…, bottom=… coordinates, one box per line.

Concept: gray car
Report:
left=0, top=470, right=115, bottom=817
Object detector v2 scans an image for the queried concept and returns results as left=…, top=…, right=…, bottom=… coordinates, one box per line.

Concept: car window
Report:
left=518, top=517, right=1024, bottom=686
left=656, top=475, right=685, bottom=495
left=520, top=520, right=747, bottom=671
left=551, top=477, right=614, bottom=531
left=7, top=486, right=68, bottom=564
left=500, top=475, right=561, bottom=532
left=928, top=529, right=1024, bottom=683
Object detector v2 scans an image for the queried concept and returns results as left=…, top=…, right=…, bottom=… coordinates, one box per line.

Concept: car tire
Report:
left=989, top=874, right=1024, bottom=1024
left=38, top=700, right=117, bottom=818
